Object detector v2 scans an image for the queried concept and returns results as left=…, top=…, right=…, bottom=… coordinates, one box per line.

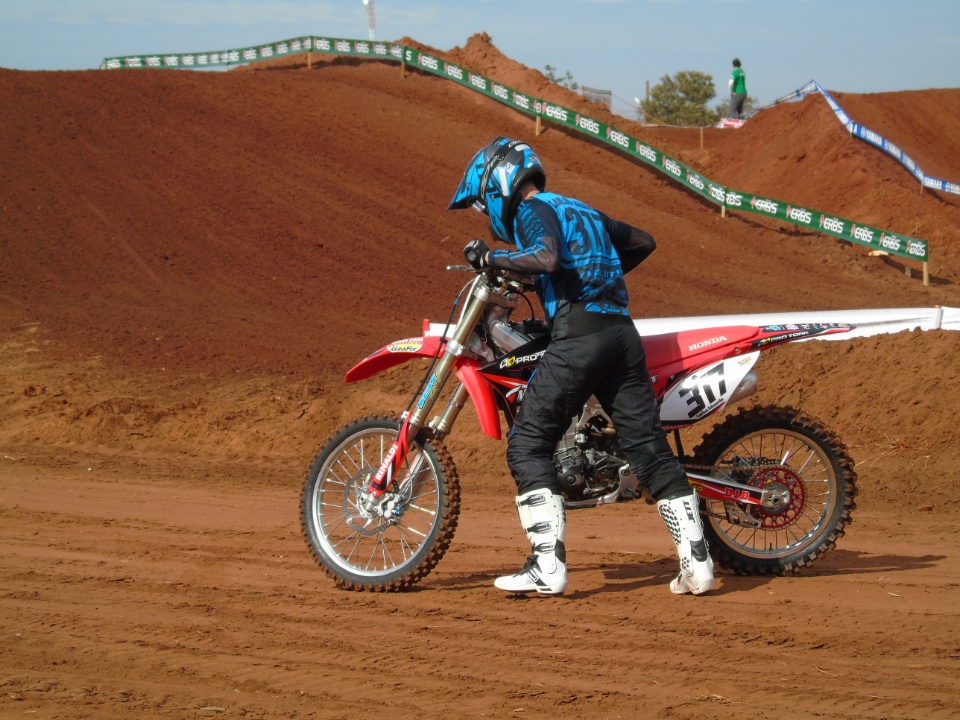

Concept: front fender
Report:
left=345, top=336, right=445, bottom=382
left=345, top=336, right=504, bottom=441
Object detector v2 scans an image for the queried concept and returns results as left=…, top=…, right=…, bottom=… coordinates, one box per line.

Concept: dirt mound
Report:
left=408, top=32, right=960, bottom=276
left=1, top=35, right=959, bottom=720
left=833, top=88, right=960, bottom=184
left=2, top=35, right=959, bottom=502
left=696, top=93, right=960, bottom=277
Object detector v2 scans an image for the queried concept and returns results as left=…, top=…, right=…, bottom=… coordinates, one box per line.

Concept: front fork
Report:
left=363, top=277, right=490, bottom=512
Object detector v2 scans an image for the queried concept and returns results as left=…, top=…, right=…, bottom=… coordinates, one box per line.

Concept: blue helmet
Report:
left=448, top=137, right=546, bottom=243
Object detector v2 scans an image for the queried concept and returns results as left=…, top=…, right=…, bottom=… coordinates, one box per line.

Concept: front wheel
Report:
left=301, top=416, right=460, bottom=591
left=689, top=405, right=857, bottom=576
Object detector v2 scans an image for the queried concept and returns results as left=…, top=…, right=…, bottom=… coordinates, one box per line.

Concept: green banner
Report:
left=100, top=36, right=929, bottom=264
left=723, top=191, right=929, bottom=261
left=402, top=48, right=537, bottom=117
left=101, top=36, right=401, bottom=69
left=528, top=98, right=927, bottom=262
left=313, top=37, right=402, bottom=61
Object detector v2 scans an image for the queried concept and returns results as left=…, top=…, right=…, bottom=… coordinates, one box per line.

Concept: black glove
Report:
left=463, top=238, right=491, bottom=270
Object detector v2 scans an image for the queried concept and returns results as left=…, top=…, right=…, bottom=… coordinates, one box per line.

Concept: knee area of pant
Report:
left=654, top=485, right=694, bottom=502
left=515, top=480, right=562, bottom=497
left=506, top=443, right=553, bottom=470
left=651, top=473, right=694, bottom=502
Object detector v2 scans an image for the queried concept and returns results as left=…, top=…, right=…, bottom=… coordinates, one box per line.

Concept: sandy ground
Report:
left=1, top=34, right=959, bottom=719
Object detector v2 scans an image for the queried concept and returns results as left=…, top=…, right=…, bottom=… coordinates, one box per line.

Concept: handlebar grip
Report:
left=464, top=245, right=484, bottom=268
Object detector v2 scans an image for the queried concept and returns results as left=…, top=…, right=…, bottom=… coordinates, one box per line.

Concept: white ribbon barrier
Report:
left=769, top=81, right=959, bottom=196
left=633, top=306, right=960, bottom=340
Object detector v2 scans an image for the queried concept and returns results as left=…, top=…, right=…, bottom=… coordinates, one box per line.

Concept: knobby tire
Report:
left=689, top=405, right=858, bottom=576
left=301, top=416, right=461, bottom=591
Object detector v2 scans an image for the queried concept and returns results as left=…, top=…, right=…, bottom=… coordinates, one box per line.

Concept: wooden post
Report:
left=535, top=115, right=542, bottom=137
left=721, top=206, right=727, bottom=218
left=923, top=262, right=929, bottom=286
left=700, top=126, right=704, bottom=150
left=307, top=51, right=312, bottom=69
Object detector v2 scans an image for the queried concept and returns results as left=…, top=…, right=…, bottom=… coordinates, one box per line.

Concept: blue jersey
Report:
left=489, top=192, right=630, bottom=319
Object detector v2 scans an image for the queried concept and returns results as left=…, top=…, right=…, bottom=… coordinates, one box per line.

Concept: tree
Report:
left=544, top=64, right=579, bottom=91
left=640, top=70, right=719, bottom=127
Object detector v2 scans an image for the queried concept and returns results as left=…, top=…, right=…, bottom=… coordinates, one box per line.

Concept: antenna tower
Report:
left=362, top=0, right=376, bottom=41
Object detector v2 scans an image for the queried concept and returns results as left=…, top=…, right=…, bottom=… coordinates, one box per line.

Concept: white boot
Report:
left=657, top=493, right=715, bottom=595
left=494, top=489, right=567, bottom=595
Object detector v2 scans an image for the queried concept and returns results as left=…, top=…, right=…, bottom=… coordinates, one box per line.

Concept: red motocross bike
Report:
left=301, top=264, right=858, bottom=591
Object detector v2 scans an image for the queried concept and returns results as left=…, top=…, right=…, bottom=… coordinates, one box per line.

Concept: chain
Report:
left=681, top=461, right=788, bottom=473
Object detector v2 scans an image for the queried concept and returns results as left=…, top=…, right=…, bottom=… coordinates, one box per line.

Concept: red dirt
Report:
left=1, top=34, right=959, bottom=719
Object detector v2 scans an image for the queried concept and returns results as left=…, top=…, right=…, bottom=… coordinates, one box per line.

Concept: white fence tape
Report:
left=633, top=306, right=960, bottom=340
left=769, top=81, right=959, bottom=195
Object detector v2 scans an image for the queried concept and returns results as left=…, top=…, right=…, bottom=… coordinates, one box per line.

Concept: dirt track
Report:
left=1, top=35, right=959, bottom=719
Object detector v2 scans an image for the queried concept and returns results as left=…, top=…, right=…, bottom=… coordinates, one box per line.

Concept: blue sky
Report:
left=1, top=0, right=957, bottom=114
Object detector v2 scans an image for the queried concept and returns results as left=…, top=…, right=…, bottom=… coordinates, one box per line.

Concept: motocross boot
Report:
left=494, top=489, right=567, bottom=595
left=657, top=493, right=715, bottom=595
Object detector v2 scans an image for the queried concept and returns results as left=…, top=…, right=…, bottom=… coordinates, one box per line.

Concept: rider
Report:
left=449, top=137, right=714, bottom=596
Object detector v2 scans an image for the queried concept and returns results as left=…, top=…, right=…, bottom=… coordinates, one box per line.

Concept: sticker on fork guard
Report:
left=386, top=338, right=424, bottom=353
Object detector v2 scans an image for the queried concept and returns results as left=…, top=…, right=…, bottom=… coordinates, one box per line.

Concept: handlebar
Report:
left=445, top=264, right=535, bottom=294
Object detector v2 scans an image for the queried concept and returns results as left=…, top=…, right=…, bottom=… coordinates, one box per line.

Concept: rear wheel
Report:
left=301, top=416, right=460, bottom=591
left=689, top=405, right=857, bottom=575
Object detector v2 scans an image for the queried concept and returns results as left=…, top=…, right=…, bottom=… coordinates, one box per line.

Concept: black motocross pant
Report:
left=505, top=304, right=690, bottom=501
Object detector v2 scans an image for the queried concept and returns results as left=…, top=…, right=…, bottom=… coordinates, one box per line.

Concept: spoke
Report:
left=794, top=452, right=817, bottom=476
left=339, top=531, right=366, bottom=564
left=781, top=523, right=803, bottom=547
left=772, top=527, right=788, bottom=550
left=753, top=433, right=766, bottom=461
left=407, top=483, right=439, bottom=503
left=380, top=529, right=402, bottom=566
left=407, top=478, right=438, bottom=503
left=397, top=453, right=427, bottom=494
left=731, top=522, right=755, bottom=547
left=779, top=434, right=799, bottom=466
left=405, top=502, right=438, bottom=517
left=799, top=505, right=826, bottom=526
left=334, top=452, right=363, bottom=478
left=400, top=523, right=428, bottom=540
left=321, top=513, right=350, bottom=535
left=395, top=525, right=419, bottom=560
left=362, top=535, right=383, bottom=571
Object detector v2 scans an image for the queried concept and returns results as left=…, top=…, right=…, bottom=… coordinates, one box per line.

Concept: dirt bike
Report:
left=301, top=264, right=858, bottom=591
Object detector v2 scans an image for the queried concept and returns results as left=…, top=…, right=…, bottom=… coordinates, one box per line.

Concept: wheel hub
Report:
left=749, top=467, right=806, bottom=529
left=343, top=471, right=391, bottom=535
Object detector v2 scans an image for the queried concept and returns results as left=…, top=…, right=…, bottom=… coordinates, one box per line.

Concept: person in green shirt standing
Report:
left=729, top=58, right=747, bottom=119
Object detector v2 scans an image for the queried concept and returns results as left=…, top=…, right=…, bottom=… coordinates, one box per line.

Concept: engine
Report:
left=554, top=412, right=633, bottom=504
